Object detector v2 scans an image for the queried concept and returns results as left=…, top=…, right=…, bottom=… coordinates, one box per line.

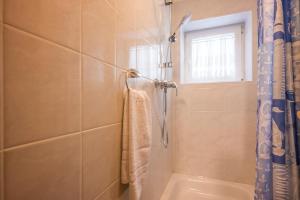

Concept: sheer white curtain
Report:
left=184, top=24, right=243, bottom=83
left=129, top=44, right=160, bottom=79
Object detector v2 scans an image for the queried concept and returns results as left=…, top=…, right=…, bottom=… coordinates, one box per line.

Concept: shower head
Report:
left=169, top=13, right=192, bottom=43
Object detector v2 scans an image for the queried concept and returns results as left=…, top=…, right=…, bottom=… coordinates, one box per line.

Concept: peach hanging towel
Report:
left=121, top=88, right=152, bottom=200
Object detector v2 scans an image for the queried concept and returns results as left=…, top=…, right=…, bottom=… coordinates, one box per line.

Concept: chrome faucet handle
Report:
left=166, top=81, right=178, bottom=96
left=154, top=80, right=178, bottom=96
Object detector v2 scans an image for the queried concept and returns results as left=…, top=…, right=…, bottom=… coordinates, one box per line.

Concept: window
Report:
left=181, top=12, right=252, bottom=84
left=129, top=44, right=160, bottom=79
left=184, top=24, right=243, bottom=83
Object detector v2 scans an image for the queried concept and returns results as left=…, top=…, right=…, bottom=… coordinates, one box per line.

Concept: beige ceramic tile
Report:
left=4, top=0, right=81, bottom=50
left=0, top=152, right=3, bottom=200
left=135, top=0, right=157, bottom=41
left=225, top=83, right=257, bottom=112
left=82, top=55, right=122, bottom=130
left=116, top=16, right=136, bottom=69
left=106, top=0, right=116, bottom=9
left=178, top=155, right=255, bottom=184
left=189, top=87, right=228, bottom=112
left=175, top=107, right=256, bottom=183
left=142, top=146, right=171, bottom=200
left=175, top=83, right=257, bottom=184
left=82, top=0, right=116, bottom=64
left=83, top=124, right=122, bottom=200
left=4, top=27, right=81, bottom=147
left=4, top=135, right=81, bottom=200
left=175, top=111, right=256, bottom=184
left=178, top=117, right=254, bottom=161
left=0, top=0, right=2, bottom=22
left=0, top=24, right=3, bottom=150
left=95, top=180, right=128, bottom=200
left=116, top=0, right=135, bottom=30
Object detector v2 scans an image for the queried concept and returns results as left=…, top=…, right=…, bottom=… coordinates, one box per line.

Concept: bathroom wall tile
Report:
left=174, top=83, right=257, bottom=184
left=4, top=0, right=81, bottom=50
left=83, top=124, right=121, bottom=200
left=178, top=110, right=256, bottom=159
left=151, top=107, right=163, bottom=147
left=94, top=180, right=128, bottom=200
left=225, top=83, right=257, bottom=112
left=105, top=0, right=116, bottom=9
left=82, top=55, right=122, bottom=130
left=4, top=134, right=81, bottom=200
left=4, top=27, right=81, bottom=147
left=224, top=111, right=256, bottom=135
left=142, top=146, right=172, bottom=200
left=180, top=114, right=255, bottom=160
left=135, top=0, right=157, bottom=40
left=175, top=106, right=256, bottom=182
left=116, top=0, right=135, bottom=30
left=116, top=16, right=136, bottom=69
left=173, top=0, right=256, bottom=24
left=178, top=154, right=255, bottom=185
left=189, top=111, right=226, bottom=135
left=189, top=87, right=228, bottom=112
left=82, top=0, right=116, bottom=65
left=0, top=152, right=3, bottom=200
left=223, top=112, right=256, bottom=159
left=0, top=0, right=3, bottom=22
left=148, top=0, right=165, bottom=39
left=0, top=24, right=3, bottom=151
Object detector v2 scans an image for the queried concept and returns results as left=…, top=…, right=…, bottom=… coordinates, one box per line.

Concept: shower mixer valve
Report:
left=154, top=80, right=178, bottom=96
left=154, top=79, right=177, bottom=148
left=160, top=62, right=173, bottom=68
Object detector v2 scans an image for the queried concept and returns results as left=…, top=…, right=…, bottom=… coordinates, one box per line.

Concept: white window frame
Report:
left=180, top=11, right=252, bottom=84
left=184, top=24, right=244, bottom=83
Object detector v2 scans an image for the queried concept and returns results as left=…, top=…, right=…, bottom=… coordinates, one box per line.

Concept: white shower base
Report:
left=160, top=173, right=254, bottom=200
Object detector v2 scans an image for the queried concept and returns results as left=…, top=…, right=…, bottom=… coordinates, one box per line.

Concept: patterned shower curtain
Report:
left=256, top=0, right=300, bottom=199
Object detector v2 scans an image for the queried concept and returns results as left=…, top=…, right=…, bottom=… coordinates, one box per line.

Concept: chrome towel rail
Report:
left=126, top=68, right=177, bottom=95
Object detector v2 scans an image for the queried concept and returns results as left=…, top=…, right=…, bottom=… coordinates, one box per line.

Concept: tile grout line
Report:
left=4, top=131, right=82, bottom=152
left=2, top=2, right=128, bottom=200
left=3, top=8, right=124, bottom=158
left=104, top=0, right=120, bottom=15
left=92, top=178, right=120, bottom=200
left=79, top=0, right=83, bottom=199
left=3, top=23, right=81, bottom=55
left=3, top=23, right=129, bottom=71
left=79, top=0, right=83, bottom=135
left=80, top=52, right=116, bottom=69
left=1, top=12, right=4, bottom=200
left=3, top=122, right=121, bottom=152
left=81, top=123, right=122, bottom=134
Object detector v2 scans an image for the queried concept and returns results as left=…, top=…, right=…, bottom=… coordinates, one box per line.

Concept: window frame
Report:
left=179, top=11, right=253, bottom=85
left=183, top=23, right=245, bottom=84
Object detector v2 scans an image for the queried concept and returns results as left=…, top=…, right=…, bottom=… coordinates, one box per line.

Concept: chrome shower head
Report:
left=169, top=13, right=192, bottom=43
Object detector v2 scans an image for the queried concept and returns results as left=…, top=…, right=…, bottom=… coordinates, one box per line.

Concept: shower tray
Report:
left=160, top=173, right=254, bottom=200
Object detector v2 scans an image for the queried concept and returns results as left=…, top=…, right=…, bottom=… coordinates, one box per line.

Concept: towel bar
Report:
left=125, top=68, right=177, bottom=95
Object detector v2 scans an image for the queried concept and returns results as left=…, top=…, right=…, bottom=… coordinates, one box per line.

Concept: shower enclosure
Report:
left=160, top=0, right=258, bottom=199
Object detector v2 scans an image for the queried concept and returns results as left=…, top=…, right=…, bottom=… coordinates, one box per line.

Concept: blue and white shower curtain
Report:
left=256, top=0, right=300, bottom=199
